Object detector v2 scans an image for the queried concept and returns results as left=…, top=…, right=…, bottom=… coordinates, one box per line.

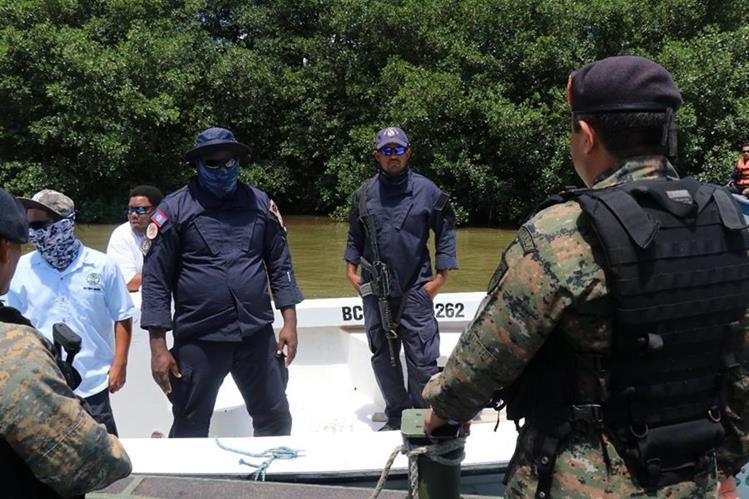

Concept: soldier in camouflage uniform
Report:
left=423, top=56, right=749, bottom=498
left=0, top=186, right=131, bottom=497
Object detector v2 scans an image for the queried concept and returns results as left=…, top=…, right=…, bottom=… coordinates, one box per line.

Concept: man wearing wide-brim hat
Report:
left=141, top=126, right=303, bottom=438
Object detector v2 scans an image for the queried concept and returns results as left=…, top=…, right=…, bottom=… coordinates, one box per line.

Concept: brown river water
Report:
left=73, top=216, right=517, bottom=298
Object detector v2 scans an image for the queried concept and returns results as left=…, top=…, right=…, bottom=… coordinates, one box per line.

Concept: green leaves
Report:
left=0, top=0, right=746, bottom=224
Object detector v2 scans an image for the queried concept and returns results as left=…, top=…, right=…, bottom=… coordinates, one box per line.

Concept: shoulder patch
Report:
left=434, top=192, right=449, bottom=211
left=487, top=239, right=521, bottom=293
left=517, top=226, right=536, bottom=254
left=150, top=208, right=169, bottom=228
left=487, top=254, right=509, bottom=294
left=269, top=199, right=286, bottom=231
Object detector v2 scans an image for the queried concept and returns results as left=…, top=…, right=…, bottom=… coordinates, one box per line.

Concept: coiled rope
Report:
left=215, top=438, right=303, bottom=481
left=369, top=437, right=466, bottom=499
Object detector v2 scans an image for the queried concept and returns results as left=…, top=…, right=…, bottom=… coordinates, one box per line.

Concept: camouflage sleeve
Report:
left=424, top=208, right=590, bottom=421
left=716, top=310, right=749, bottom=478
left=424, top=206, right=586, bottom=421
left=0, top=324, right=131, bottom=496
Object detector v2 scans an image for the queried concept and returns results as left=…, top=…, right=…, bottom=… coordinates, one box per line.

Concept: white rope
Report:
left=215, top=438, right=303, bottom=481
left=369, top=438, right=466, bottom=499
left=370, top=444, right=405, bottom=498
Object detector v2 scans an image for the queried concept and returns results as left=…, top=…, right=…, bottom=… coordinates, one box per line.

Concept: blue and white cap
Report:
left=375, top=127, right=410, bottom=149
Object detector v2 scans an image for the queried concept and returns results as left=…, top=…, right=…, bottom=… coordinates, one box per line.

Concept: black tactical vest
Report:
left=502, top=178, right=749, bottom=494
left=0, top=305, right=78, bottom=499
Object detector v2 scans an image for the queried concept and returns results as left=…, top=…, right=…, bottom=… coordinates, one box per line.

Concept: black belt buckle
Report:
left=570, top=404, right=604, bottom=431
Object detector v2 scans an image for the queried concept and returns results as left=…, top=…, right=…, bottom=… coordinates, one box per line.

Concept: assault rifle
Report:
left=51, top=323, right=82, bottom=391
left=360, top=256, right=400, bottom=367
left=357, top=179, right=416, bottom=368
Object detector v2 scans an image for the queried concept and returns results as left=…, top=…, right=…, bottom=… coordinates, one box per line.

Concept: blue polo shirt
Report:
left=7, top=246, right=136, bottom=398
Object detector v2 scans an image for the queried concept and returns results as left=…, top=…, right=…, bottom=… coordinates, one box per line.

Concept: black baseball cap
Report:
left=0, top=187, right=29, bottom=244
left=567, top=55, right=683, bottom=113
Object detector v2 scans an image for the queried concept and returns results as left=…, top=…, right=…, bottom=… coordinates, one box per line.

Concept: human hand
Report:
left=719, top=477, right=738, bottom=499
left=424, top=408, right=449, bottom=435
left=424, top=409, right=471, bottom=439
left=423, top=279, right=442, bottom=299
left=150, top=348, right=180, bottom=395
left=108, top=362, right=127, bottom=393
left=347, top=271, right=362, bottom=293
left=276, top=324, right=298, bottom=367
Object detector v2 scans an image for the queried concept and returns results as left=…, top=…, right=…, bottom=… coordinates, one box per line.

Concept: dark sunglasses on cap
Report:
left=126, top=206, right=153, bottom=215
left=378, top=145, right=408, bottom=156
left=204, top=157, right=239, bottom=169
left=29, top=220, right=56, bottom=231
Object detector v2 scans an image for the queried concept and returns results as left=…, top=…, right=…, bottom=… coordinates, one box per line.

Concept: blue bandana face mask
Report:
left=197, top=160, right=240, bottom=198
left=29, top=216, right=81, bottom=270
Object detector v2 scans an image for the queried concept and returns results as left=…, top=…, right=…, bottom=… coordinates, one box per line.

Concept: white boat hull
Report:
left=112, top=292, right=509, bottom=485
left=85, top=291, right=749, bottom=495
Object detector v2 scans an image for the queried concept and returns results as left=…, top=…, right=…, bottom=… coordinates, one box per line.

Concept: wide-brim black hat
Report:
left=184, top=127, right=250, bottom=165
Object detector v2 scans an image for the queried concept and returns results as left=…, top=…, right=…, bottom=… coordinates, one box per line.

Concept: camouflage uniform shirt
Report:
left=0, top=315, right=131, bottom=496
left=423, top=156, right=749, bottom=497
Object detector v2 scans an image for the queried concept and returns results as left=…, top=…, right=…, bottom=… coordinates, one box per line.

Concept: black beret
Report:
left=0, top=187, right=28, bottom=244
left=568, top=56, right=683, bottom=113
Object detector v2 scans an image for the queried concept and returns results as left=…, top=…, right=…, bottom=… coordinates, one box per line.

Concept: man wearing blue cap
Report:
left=0, top=186, right=131, bottom=496
left=424, top=56, right=749, bottom=497
left=141, top=127, right=303, bottom=437
left=345, top=126, right=458, bottom=431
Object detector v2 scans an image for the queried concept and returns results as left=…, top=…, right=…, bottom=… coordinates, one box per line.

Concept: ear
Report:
left=577, top=120, right=597, bottom=155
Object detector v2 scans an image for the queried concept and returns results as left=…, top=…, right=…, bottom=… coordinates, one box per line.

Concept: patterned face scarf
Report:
left=197, top=160, right=240, bottom=198
left=29, top=216, right=81, bottom=270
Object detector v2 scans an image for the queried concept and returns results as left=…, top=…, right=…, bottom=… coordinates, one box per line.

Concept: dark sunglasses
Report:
left=378, top=146, right=408, bottom=156
left=204, top=157, right=239, bottom=169
left=29, top=220, right=55, bottom=230
left=126, top=206, right=153, bottom=215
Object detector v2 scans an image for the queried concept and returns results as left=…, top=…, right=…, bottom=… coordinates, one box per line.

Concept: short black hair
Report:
left=129, top=185, right=163, bottom=207
left=572, top=111, right=669, bottom=158
left=741, top=143, right=749, bottom=151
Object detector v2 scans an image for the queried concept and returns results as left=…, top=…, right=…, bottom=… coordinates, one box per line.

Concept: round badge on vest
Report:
left=146, top=222, right=158, bottom=240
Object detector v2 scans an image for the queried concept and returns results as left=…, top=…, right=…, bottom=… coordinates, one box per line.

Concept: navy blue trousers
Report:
left=85, top=388, right=118, bottom=436
left=363, top=286, right=440, bottom=423
left=167, top=324, right=291, bottom=438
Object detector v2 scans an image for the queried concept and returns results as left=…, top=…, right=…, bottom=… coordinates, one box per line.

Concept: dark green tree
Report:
left=0, top=0, right=746, bottom=224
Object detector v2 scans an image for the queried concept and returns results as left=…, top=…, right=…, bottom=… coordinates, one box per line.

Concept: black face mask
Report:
left=378, top=166, right=409, bottom=185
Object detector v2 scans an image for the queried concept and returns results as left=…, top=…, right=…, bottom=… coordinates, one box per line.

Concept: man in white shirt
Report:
left=8, top=189, right=135, bottom=435
left=106, top=185, right=163, bottom=292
